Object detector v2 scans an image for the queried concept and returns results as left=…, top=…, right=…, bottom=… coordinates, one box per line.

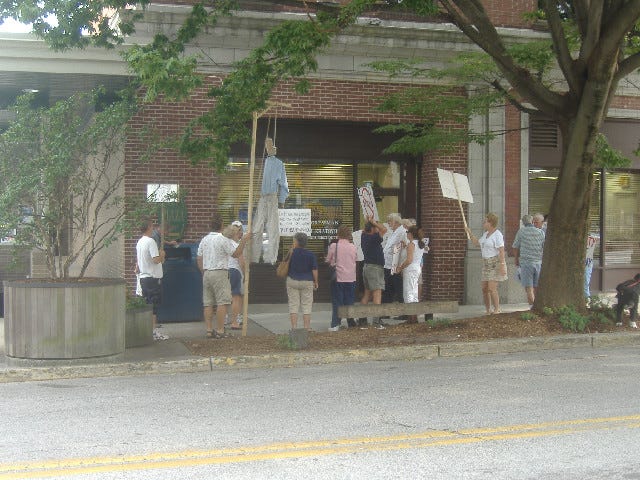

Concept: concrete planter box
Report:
left=126, top=306, right=153, bottom=348
left=3, top=278, right=125, bottom=361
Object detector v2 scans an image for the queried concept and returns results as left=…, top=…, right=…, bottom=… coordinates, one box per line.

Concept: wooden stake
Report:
left=241, top=111, right=259, bottom=337
left=241, top=101, right=292, bottom=337
left=452, top=172, right=470, bottom=239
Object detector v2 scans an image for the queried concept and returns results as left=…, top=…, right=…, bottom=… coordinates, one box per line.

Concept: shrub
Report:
left=426, top=318, right=451, bottom=328
left=276, top=334, right=298, bottom=350
left=556, top=305, right=589, bottom=333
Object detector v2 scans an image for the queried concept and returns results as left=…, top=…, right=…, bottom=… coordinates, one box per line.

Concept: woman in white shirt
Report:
left=465, top=212, right=507, bottom=315
left=396, top=225, right=426, bottom=323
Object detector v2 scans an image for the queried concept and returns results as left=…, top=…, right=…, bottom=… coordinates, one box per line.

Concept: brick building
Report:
left=1, top=0, right=639, bottom=308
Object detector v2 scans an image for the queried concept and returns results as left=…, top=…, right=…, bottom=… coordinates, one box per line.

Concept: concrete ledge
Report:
left=0, top=358, right=211, bottom=383
left=211, top=344, right=440, bottom=369
left=339, top=301, right=458, bottom=318
left=438, top=335, right=593, bottom=357
left=3, top=332, right=640, bottom=382
left=591, top=332, right=640, bottom=348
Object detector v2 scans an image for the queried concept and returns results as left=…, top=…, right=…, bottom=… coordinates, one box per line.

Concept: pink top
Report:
left=326, top=239, right=357, bottom=283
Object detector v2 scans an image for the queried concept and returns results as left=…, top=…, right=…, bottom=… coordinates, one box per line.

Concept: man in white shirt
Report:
left=197, top=214, right=251, bottom=338
left=136, top=219, right=166, bottom=340
left=382, top=213, right=406, bottom=304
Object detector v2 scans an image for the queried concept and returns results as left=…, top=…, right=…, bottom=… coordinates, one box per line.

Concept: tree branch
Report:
left=542, top=0, right=582, bottom=96
left=441, top=0, right=569, bottom=120
left=598, top=0, right=640, bottom=60
left=615, top=51, right=640, bottom=81
left=580, top=1, right=604, bottom=64
left=572, top=0, right=590, bottom=38
left=490, top=80, right=538, bottom=115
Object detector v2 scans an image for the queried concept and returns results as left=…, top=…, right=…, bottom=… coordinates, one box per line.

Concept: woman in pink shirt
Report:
left=326, top=224, right=357, bottom=331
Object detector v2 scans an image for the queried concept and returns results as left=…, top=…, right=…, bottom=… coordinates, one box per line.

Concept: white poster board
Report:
left=437, top=168, right=474, bottom=203
left=146, top=183, right=179, bottom=202
left=357, top=185, right=379, bottom=221
left=278, top=209, right=312, bottom=236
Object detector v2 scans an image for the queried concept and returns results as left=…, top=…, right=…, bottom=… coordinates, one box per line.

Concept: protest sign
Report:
left=278, top=209, right=312, bottom=236
left=357, top=184, right=379, bottom=221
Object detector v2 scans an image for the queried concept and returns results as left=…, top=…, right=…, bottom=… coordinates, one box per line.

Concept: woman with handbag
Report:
left=285, top=232, right=318, bottom=331
left=326, top=224, right=357, bottom=332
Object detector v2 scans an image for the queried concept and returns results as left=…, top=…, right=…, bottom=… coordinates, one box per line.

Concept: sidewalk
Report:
left=1, top=301, right=639, bottom=383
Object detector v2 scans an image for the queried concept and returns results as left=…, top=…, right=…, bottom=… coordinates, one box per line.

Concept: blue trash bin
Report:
left=157, top=244, right=203, bottom=323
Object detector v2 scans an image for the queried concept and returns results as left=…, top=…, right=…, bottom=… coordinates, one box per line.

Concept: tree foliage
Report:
left=3, top=0, right=640, bottom=307
left=0, top=89, right=137, bottom=278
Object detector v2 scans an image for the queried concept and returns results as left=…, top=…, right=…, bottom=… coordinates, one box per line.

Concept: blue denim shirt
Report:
left=261, top=155, right=289, bottom=204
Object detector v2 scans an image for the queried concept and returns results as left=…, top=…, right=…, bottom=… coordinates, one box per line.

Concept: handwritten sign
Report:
left=278, top=209, right=312, bottom=236
left=357, top=185, right=379, bottom=221
left=437, top=168, right=474, bottom=203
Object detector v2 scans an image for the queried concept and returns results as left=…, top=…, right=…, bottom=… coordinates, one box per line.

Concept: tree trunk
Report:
left=534, top=131, right=593, bottom=310
left=534, top=77, right=612, bottom=310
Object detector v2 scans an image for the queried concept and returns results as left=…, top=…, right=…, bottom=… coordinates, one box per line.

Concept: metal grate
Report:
left=530, top=117, right=559, bottom=148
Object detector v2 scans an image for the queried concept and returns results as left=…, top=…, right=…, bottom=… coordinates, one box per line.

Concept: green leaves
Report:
left=596, top=133, right=631, bottom=169
left=0, top=88, right=138, bottom=277
left=0, top=0, right=149, bottom=50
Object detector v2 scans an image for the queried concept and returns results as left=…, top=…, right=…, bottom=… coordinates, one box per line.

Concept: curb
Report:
left=1, top=332, right=639, bottom=383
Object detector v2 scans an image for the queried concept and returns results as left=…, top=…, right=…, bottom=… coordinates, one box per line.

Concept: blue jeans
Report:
left=331, top=281, right=356, bottom=328
left=584, top=260, right=593, bottom=297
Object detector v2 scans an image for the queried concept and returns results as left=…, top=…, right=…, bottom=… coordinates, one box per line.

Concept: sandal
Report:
left=213, top=330, right=228, bottom=339
left=206, top=330, right=214, bottom=339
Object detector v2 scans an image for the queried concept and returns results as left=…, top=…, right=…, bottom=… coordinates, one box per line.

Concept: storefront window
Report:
left=218, top=160, right=354, bottom=261
left=356, top=162, right=400, bottom=228
left=528, top=169, right=601, bottom=261
left=604, top=172, right=640, bottom=264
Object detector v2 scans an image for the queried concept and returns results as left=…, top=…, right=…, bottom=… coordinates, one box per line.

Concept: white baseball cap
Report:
left=231, top=220, right=243, bottom=227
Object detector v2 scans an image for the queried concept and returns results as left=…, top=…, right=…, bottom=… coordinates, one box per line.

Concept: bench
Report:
left=338, top=301, right=459, bottom=321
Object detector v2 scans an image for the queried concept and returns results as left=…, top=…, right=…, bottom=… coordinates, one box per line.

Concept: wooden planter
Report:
left=125, top=306, right=153, bottom=348
left=3, top=278, right=125, bottom=360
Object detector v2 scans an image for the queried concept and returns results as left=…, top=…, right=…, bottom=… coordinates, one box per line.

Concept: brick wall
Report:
left=125, top=84, right=222, bottom=287
left=504, top=104, right=522, bottom=253
left=154, top=0, right=539, bottom=28
left=125, top=77, right=470, bottom=301
left=482, top=0, right=538, bottom=28
left=420, top=144, right=468, bottom=303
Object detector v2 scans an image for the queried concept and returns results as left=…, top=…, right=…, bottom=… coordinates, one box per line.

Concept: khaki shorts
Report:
left=363, top=263, right=385, bottom=291
left=286, top=277, right=314, bottom=315
left=203, top=270, right=232, bottom=307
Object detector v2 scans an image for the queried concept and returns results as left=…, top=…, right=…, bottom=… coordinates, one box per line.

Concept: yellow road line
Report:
left=1, top=414, right=639, bottom=479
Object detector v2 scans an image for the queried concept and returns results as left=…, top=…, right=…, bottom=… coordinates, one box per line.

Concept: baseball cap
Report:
left=231, top=220, right=243, bottom=227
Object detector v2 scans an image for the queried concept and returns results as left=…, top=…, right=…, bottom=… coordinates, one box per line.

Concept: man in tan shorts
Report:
left=197, top=214, right=251, bottom=338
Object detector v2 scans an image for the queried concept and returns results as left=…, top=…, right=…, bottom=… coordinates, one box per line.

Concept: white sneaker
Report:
left=328, top=326, right=340, bottom=332
left=153, top=328, right=169, bottom=340
left=616, top=322, right=623, bottom=327
left=630, top=322, right=638, bottom=329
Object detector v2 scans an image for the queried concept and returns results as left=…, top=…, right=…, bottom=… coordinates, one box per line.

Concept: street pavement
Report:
left=1, top=300, right=639, bottom=382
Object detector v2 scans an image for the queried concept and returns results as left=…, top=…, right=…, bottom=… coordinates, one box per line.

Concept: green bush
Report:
left=276, top=334, right=298, bottom=350
left=520, top=312, right=537, bottom=321
left=556, top=305, right=589, bottom=333
left=426, top=318, right=452, bottom=328
left=126, top=292, right=148, bottom=311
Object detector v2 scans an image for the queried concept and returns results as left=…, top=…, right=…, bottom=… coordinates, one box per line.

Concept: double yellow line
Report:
left=2, top=414, right=639, bottom=479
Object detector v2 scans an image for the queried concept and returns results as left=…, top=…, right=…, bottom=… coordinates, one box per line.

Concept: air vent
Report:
left=530, top=117, right=558, bottom=148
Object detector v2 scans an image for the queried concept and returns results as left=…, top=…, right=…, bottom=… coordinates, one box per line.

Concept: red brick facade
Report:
left=124, top=77, right=474, bottom=301
left=482, top=0, right=538, bottom=27
left=155, top=0, right=539, bottom=29
left=504, top=104, right=522, bottom=252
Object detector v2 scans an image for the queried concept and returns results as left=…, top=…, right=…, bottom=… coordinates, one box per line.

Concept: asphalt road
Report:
left=1, top=346, right=639, bottom=479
